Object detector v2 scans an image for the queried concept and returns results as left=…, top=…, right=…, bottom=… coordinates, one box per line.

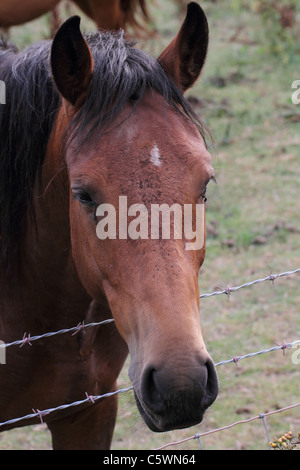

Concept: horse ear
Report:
left=51, top=16, right=93, bottom=107
left=158, top=2, right=209, bottom=92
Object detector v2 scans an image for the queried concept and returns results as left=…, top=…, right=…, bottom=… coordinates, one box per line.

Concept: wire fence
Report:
left=1, top=267, right=299, bottom=350
left=0, top=266, right=300, bottom=449
left=155, top=401, right=300, bottom=450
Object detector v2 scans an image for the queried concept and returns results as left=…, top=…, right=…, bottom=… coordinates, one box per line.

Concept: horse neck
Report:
left=21, top=107, right=90, bottom=308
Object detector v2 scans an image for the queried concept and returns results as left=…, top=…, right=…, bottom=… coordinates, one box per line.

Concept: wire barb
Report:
left=275, top=339, right=289, bottom=355
left=228, top=354, right=240, bottom=366
left=19, top=333, right=32, bottom=348
left=32, top=408, right=48, bottom=424
left=224, top=286, right=232, bottom=297
left=268, top=273, right=277, bottom=285
left=71, top=321, right=85, bottom=336
left=85, top=392, right=96, bottom=404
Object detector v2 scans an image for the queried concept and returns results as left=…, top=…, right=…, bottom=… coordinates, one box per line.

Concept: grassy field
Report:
left=1, top=0, right=300, bottom=450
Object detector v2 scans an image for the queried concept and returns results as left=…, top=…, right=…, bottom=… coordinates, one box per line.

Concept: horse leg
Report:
left=47, top=392, right=119, bottom=449
left=48, top=299, right=128, bottom=450
left=73, top=0, right=122, bottom=30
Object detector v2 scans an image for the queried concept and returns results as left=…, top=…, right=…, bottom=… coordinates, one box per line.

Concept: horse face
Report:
left=51, top=4, right=218, bottom=432
left=67, top=97, right=217, bottom=431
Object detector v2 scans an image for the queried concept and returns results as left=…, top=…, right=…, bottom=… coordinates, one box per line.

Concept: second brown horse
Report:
left=0, top=0, right=149, bottom=32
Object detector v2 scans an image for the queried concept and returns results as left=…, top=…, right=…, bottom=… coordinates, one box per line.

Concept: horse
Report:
left=0, top=0, right=149, bottom=33
left=0, top=2, right=218, bottom=449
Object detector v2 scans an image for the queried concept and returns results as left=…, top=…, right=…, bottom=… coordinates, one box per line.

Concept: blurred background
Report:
left=1, top=0, right=300, bottom=450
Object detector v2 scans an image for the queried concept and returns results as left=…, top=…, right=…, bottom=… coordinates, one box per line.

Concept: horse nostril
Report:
left=141, top=366, right=165, bottom=413
left=202, top=358, right=219, bottom=406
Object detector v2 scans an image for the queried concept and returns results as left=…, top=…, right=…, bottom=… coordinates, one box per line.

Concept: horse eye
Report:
left=72, top=189, right=95, bottom=206
left=201, top=187, right=207, bottom=203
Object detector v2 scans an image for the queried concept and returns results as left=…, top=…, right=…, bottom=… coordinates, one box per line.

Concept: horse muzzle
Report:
left=129, top=354, right=218, bottom=432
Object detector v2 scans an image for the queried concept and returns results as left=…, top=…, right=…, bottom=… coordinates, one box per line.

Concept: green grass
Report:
left=1, top=0, right=300, bottom=451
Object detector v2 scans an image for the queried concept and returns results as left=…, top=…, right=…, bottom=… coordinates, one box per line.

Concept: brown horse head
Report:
left=50, top=3, right=218, bottom=432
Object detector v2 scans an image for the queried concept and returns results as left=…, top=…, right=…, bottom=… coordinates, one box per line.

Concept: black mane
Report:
left=0, top=39, right=59, bottom=277
left=0, top=30, right=207, bottom=276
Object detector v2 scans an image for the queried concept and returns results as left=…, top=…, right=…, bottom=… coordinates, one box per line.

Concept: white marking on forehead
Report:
left=150, top=143, right=162, bottom=167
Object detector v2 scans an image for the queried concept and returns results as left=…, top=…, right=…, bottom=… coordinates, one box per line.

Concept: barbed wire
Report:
left=199, top=267, right=300, bottom=299
left=0, top=266, right=299, bottom=446
left=0, top=319, right=114, bottom=349
left=154, top=401, right=300, bottom=450
left=0, top=336, right=299, bottom=430
left=1, top=267, right=299, bottom=350
left=214, top=339, right=300, bottom=366
left=0, top=386, right=134, bottom=429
